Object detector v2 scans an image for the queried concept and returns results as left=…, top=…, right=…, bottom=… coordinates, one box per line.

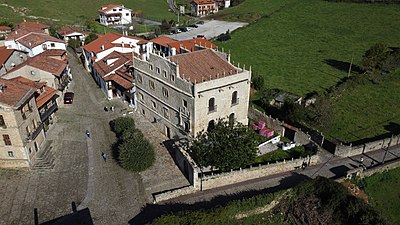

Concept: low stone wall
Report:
left=335, top=134, right=400, bottom=158
left=152, top=185, right=197, bottom=203
left=0, top=159, right=30, bottom=168
left=200, top=155, right=319, bottom=190
left=360, top=159, right=400, bottom=179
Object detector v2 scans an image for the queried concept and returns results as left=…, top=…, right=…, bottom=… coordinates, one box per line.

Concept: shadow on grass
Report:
left=324, top=59, right=362, bottom=74
left=347, top=122, right=400, bottom=146
left=128, top=173, right=310, bottom=225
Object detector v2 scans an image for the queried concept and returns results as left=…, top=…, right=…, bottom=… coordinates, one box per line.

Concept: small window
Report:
left=156, top=67, right=160, bottom=74
left=139, top=93, right=144, bottom=101
left=8, top=151, right=14, bottom=157
left=126, top=13, right=129, bottom=16
left=119, top=8, right=122, bottom=11
left=163, top=70, right=167, bottom=78
left=182, top=99, right=187, bottom=108
left=184, top=121, right=190, bottom=132
left=142, top=109, right=145, bottom=115
left=26, top=126, right=31, bottom=134
left=170, top=74, right=175, bottom=82
left=149, top=64, right=153, bottom=71
left=137, top=74, right=143, bottom=84
left=208, top=97, right=216, bottom=112
left=151, top=100, right=156, bottom=109
left=50, top=43, right=55, bottom=47
left=32, top=119, right=37, bottom=129
left=0, top=115, right=6, bottom=128
left=163, top=107, right=169, bottom=119
left=231, top=91, right=238, bottom=105
left=149, top=80, right=155, bottom=90
left=162, top=87, right=169, bottom=98
left=113, top=9, right=117, bottom=11
left=3, top=134, right=11, bottom=145
left=29, top=148, right=32, bottom=154
left=42, top=44, right=47, bottom=50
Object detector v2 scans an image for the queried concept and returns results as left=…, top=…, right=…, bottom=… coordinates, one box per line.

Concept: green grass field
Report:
left=0, top=0, right=176, bottom=23
left=363, top=167, right=400, bottom=225
left=216, top=0, right=400, bottom=142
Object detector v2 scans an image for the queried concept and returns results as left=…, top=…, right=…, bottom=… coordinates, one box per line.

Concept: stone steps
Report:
left=32, top=140, right=56, bottom=170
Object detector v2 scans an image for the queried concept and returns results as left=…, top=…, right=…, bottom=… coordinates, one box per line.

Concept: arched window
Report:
left=231, top=91, right=238, bottom=105
left=229, top=113, right=235, bottom=126
left=207, top=120, right=215, bottom=132
left=208, top=97, right=215, bottom=112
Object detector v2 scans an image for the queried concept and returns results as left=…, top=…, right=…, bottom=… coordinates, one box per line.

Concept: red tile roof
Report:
left=57, top=26, right=87, bottom=36
left=168, top=38, right=216, bottom=53
left=0, top=78, right=35, bottom=108
left=7, top=51, right=67, bottom=77
left=17, top=33, right=64, bottom=48
left=10, top=76, right=58, bottom=108
left=151, top=36, right=177, bottom=47
left=16, top=21, right=50, bottom=30
left=92, top=51, right=131, bottom=77
left=6, top=28, right=42, bottom=40
left=98, top=4, right=124, bottom=13
left=0, top=26, right=11, bottom=31
left=193, top=0, right=216, bottom=4
left=0, top=46, right=14, bottom=66
left=168, top=49, right=237, bottom=84
left=83, top=32, right=121, bottom=54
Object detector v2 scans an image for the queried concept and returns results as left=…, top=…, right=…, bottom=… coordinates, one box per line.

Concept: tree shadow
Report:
left=128, top=173, right=310, bottom=225
left=324, top=59, right=362, bottom=74
left=329, top=165, right=350, bottom=179
left=347, top=122, right=400, bottom=146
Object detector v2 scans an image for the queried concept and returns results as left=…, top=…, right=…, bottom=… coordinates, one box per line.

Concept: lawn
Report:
left=0, top=0, right=176, bottom=23
left=216, top=0, right=400, bottom=142
left=362, top=167, right=400, bottom=225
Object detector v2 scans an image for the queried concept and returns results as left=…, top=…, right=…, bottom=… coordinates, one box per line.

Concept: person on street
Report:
left=101, top=152, right=107, bottom=162
left=86, top=130, right=90, bottom=138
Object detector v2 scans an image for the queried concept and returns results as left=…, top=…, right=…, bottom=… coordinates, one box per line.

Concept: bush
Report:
left=110, top=117, right=135, bottom=136
left=251, top=74, right=265, bottom=90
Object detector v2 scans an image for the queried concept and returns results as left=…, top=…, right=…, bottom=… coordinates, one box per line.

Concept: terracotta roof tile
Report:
left=0, top=46, right=14, bottom=66
left=83, top=32, right=121, bottom=53
left=193, top=0, right=216, bottom=4
left=17, top=33, right=64, bottom=48
left=6, top=28, right=43, bottom=40
left=16, top=21, right=50, bottom=30
left=98, top=4, right=125, bottom=13
left=168, top=49, right=237, bottom=84
left=168, top=38, right=216, bottom=53
left=57, top=26, right=87, bottom=36
left=0, top=78, right=35, bottom=108
left=0, top=26, right=11, bottom=31
left=151, top=36, right=177, bottom=47
left=92, top=51, right=131, bottom=77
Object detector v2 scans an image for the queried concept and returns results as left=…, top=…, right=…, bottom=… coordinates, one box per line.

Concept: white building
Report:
left=98, top=4, right=132, bottom=27
left=134, top=49, right=251, bottom=139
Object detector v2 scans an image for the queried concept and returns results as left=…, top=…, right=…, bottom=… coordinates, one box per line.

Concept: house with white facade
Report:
left=191, top=0, right=219, bottom=17
left=98, top=4, right=132, bottom=27
left=91, top=51, right=136, bottom=107
left=57, top=26, right=87, bottom=45
left=4, top=30, right=66, bottom=57
left=82, top=32, right=152, bottom=72
left=134, top=49, right=251, bottom=139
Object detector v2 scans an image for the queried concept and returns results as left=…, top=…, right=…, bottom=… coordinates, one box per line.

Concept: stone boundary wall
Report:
left=152, top=185, right=197, bottom=203
left=248, top=107, right=310, bottom=145
left=335, top=134, right=400, bottom=158
left=200, top=155, right=319, bottom=190
left=0, top=159, right=30, bottom=168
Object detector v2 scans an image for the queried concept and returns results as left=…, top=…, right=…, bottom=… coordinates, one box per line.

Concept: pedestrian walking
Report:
left=86, top=130, right=90, bottom=138
left=101, top=152, right=107, bottom=162
left=110, top=106, right=114, bottom=112
left=104, top=106, right=108, bottom=112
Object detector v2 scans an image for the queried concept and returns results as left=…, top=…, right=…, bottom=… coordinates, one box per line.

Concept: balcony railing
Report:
left=40, top=103, right=58, bottom=122
left=179, top=107, right=190, bottom=117
left=26, top=122, right=44, bottom=142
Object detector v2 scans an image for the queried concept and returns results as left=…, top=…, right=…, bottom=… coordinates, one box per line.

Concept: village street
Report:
left=0, top=52, right=188, bottom=225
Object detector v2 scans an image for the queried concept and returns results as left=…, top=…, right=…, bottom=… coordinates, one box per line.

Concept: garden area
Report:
left=213, top=0, right=400, bottom=143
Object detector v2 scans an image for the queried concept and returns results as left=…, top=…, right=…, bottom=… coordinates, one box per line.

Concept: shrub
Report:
left=110, top=117, right=135, bottom=136
left=119, top=134, right=155, bottom=172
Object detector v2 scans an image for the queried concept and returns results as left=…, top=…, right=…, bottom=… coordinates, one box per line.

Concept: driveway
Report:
left=166, top=20, right=248, bottom=40
left=0, top=52, right=188, bottom=225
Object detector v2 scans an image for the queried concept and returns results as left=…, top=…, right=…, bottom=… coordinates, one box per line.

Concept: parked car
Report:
left=188, top=24, right=198, bottom=28
left=197, top=34, right=205, bottom=38
left=178, top=27, right=188, bottom=32
left=196, top=20, right=205, bottom=25
left=64, top=92, right=74, bottom=104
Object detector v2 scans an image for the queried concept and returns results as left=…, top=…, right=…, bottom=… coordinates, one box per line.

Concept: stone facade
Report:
left=0, top=49, right=28, bottom=76
left=134, top=49, right=250, bottom=139
left=0, top=94, right=45, bottom=168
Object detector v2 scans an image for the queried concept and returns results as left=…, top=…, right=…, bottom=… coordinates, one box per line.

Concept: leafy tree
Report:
left=84, top=33, right=98, bottom=45
left=49, top=25, right=59, bottom=38
left=110, top=117, right=135, bottom=136
left=251, top=74, right=264, bottom=90
left=0, top=20, right=14, bottom=29
left=362, top=43, right=389, bottom=72
left=188, top=119, right=258, bottom=171
left=67, top=38, right=81, bottom=48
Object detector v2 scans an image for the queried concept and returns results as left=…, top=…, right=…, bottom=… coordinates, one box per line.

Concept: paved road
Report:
left=166, top=20, right=248, bottom=40
left=0, top=52, right=188, bottom=225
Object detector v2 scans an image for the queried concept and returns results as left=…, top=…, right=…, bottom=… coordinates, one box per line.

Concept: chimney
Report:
left=101, top=45, right=104, bottom=50
left=0, top=84, right=6, bottom=93
left=171, top=47, right=176, bottom=56
left=29, top=42, right=32, bottom=46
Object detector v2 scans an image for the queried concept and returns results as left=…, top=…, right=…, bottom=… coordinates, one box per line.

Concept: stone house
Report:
left=82, top=32, right=152, bottom=73
left=92, top=51, right=136, bottom=107
left=191, top=0, right=218, bottom=17
left=98, top=4, right=132, bottom=27
left=0, top=46, right=28, bottom=75
left=10, top=76, right=59, bottom=131
left=1, top=50, right=71, bottom=92
left=0, top=78, right=46, bottom=168
left=134, top=48, right=251, bottom=139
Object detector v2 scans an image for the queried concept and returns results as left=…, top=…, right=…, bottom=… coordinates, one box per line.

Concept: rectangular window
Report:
left=0, top=115, right=6, bottom=128
left=182, top=99, right=187, bottom=108
left=50, top=43, right=55, bottom=47
left=22, top=111, right=27, bottom=120
left=151, top=100, right=156, bottom=109
left=163, top=107, right=169, bottom=119
left=163, top=70, right=167, bottom=78
left=32, top=119, right=37, bottom=129
left=149, top=64, right=153, bottom=71
left=149, top=80, right=155, bottom=90
left=3, top=134, right=11, bottom=145
left=137, top=74, right=143, bottom=84
left=170, top=74, right=175, bottom=82
left=8, top=151, right=14, bottom=157
left=139, top=93, right=144, bottom=102
left=156, top=67, right=160, bottom=74
left=162, top=87, right=169, bottom=98
left=126, top=13, right=129, bottom=16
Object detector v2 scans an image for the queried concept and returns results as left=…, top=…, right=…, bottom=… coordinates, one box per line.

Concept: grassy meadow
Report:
left=216, top=0, right=400, bottom=142
left=363, top=167, right=400, bottom=225
left=0, top=0, right=175, bottom=23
